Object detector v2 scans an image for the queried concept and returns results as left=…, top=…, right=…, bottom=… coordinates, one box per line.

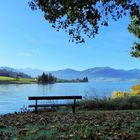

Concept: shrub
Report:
left=78, top=96, right=140, bottom=110
left=112, top=91, right=130, bottom=99
left=131, top=84, right=140, bottom=96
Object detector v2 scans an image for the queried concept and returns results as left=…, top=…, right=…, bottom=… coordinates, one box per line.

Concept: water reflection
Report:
left=0, top=81, right=138, bottom=114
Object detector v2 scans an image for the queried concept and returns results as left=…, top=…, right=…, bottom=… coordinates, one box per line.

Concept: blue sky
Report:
left=0, top=0, right=139, bottom=71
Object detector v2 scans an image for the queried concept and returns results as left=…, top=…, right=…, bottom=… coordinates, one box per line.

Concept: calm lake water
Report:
left=0, top=81, right=139, bottom=114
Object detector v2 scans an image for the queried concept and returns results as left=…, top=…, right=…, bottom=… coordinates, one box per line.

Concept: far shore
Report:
left=0, top=76, right=89, bottom=84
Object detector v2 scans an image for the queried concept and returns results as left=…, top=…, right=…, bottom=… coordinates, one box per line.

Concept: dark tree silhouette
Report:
left=29, top=0, right=140, bottom=43
left=38, top=72, right=57, bottom=83
left=83, top=77, right=88, bottom=82
left=128, top=13, right=140, bottom=58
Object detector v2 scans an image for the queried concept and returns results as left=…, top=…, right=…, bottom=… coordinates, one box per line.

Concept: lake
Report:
left=0, top=81, right=139, bottom=114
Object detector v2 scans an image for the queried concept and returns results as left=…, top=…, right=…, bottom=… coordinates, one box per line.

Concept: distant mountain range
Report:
left=1, top=66, right=140, bottom=81
left=0, top=67, right=31, bottom=78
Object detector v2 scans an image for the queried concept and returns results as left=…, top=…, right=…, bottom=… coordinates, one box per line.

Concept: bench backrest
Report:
left=28, top=96, right=82, bottom=100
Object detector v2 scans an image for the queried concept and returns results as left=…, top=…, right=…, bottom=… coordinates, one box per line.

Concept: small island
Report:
left=37, top=72, right=88, bottom=83
left=58, top=77, right=88, bottom=83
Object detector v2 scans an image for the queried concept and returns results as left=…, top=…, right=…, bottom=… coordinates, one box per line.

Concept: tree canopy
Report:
left=29, top=0, right=139, bottom=43
left=128, top=12, right=140, bottom=58
left=38, top=72, right=57, bottom=83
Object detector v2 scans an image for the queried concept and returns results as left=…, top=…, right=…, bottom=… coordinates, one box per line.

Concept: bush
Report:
left=78, top=96, right=140, bottom=110
left=112, top=91, right=130, bottom=99
left=78, top=85, right=140, bottom=110
left=131, top=84, right=140, bottom=96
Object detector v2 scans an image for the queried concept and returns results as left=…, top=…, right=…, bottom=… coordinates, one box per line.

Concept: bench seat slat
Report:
left=29, top=104, right=75, bottom=108
left=28, top=96, right=82, bottom=100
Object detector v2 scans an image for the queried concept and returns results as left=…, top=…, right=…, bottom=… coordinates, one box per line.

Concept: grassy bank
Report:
left=0, top=110, right=140, bottom=140
left=78, top=96, right=140, bottom=110
left=0, top=76, right=87, bottom=84
left=0, top=76, right=36, bottom=84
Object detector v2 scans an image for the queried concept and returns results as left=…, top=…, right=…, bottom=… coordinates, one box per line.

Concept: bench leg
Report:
left=72, top=106, right=75, bottom=114
left=35, top=100, right=38, bottom=113
left=72, top=99, right=76, bottom=113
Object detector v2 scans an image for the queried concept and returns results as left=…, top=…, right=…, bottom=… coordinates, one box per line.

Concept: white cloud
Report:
left=18, top=53, right=33, bottom=57
left=17, top=48, right=41, bottom=57
left=33, top=48, right=41, bottom=54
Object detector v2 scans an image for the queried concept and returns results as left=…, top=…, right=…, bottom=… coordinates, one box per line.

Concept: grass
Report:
left=78, top=96, right=140, bottom=110
left=0, top=110, right=140, bottom=140
left=0, top=76, right=36, bottom=84
left=0, top=76, right=15, bottom=81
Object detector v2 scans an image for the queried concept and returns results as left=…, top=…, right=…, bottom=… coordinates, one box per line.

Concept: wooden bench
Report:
left=28, top=96, right=82, bottom=113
